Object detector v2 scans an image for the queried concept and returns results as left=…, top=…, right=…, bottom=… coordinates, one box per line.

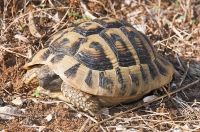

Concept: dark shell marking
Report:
left=147, top=62, right=158, bottom=80
left=99, top=71, right=113, bottom=92
left=138, top=31, right=157, bottom=55
left=140, top=65, right=148, bottom=83
left=50, top=54, right=65, bottom=63
left=85, top=70, right=93, bottom=87
left=157, top=55, right=171, bottom=66
left=120, top=27, right=153, bottom=64
left=99, top=30, right=136, bottom=67
left=129, top=71, right=140, bottom=87
left=154, top=59, right=167, bottom=76
left=72, top=26, right=104, bottom=36
left=74, top=41, right=113, bottom=70
left=41, top=49, right=51, bottom=61
left=64, top=63, right=81, bottom=78
left=115, top=67, right=126, bottom=90
left=50, top=37, right=87, bottom=56
left=92, top=18, right=124, bottom=28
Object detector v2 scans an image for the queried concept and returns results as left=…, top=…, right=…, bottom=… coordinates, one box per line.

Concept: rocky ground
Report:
left=0, top=0, right=200, bottom=131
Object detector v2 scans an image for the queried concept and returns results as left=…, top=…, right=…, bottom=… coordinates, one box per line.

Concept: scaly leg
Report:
left=61, top=82, right=100, bottom=117
left=37, top=86, right=71, bottom=103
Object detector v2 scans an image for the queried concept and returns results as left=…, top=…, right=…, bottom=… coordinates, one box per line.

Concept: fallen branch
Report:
left=86, top=78, right=200, bottom=130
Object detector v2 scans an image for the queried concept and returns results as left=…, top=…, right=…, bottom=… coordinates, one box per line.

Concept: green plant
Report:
left=73, top=14, right=91, bottom=24
left=82, top=14, right=91, bottom=20
left=39, top=4, right=46, bottom=7
left=173, top=1, right=179, bottom=6
left=190, top=19, right=196, bottom=25
left=154, top=5, right=159, bottom=9
left=74, top=18, right=82, bottom=23
left=179, top=15, right=185, bottom=19
left=18, top=24, right=26, bottom=31
left=18, top=9, right=22, bottom=13
left=67, top=11, right=79, bottom=17
left=73, top=12, right=79, bottom=17
left=67, top=11, right=72, bottom=16
left=32, top=89, right=40, bottom=98
left=11, top=97, right=16, bottom=101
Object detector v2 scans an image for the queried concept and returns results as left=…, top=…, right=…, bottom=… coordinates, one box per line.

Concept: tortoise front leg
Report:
left=37, top=85, right=101, bottom=117
left=61, top=82, right=101, bottom=117
left=37, top=86, right=72, bottom=103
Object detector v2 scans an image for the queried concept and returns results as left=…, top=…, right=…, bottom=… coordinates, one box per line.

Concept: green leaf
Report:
left=19, top=26, right=23, bottom=31
left=18, top=9, right=22, bottom=13
left=173, top=1, right=179, bottom=6
left=73, top=12, right=79, bottom=17
left=18, top=24, right=26, bottom=31
left=74, top=19, right=82, bottom=24
left=154, top=5, right=159, bottom=9
left=32, top=89, right=40, bottom=98
left=82, top=14, right=91, bottom=20
left=11, top=97, right=16, bottom=101
left=39, top=4, right=46, bottom=7
left=179, top=15, right=185, bottom=19
left=67, top=11, right=72, bottom=16
left=190, top=19, right=196, bottom=25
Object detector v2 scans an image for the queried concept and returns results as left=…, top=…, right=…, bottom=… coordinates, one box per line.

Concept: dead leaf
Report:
left=12, top=97, right=23, bottom=105
left=143, top=95, right=157, bottom=103
left=28, top=12, right=42, bottom=38
left=14, top=34, right=30, bottom=43
left=0, top=106, right=21, bottom=120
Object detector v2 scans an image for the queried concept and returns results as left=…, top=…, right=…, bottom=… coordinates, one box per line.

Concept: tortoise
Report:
left=23, top=17, right=174, bottom=116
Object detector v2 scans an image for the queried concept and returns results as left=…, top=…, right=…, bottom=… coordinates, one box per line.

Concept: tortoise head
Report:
left=23, top=66, right=40, bottom=87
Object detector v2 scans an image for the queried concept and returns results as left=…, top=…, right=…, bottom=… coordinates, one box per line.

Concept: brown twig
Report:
left=1, top=8, right=56, bottom=36
left=79, top=118, right=90, bottom=132
left=162, top=86, right=181, bottom=114
left=85, top=79, right=200, bottom=130
left=0, top=45, right=29, bottom=58
left=0, top=112, right=28, bottom=117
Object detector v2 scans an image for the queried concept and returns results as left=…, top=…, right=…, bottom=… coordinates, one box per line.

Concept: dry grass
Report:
left=0, top=0, right=200, bottom=131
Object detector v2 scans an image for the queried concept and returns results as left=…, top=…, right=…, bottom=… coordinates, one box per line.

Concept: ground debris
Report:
left=0, top=0, right=200, bottom=131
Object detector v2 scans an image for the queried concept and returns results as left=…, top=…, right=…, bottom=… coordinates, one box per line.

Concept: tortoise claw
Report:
left=37, top=86, right=71, bottom=103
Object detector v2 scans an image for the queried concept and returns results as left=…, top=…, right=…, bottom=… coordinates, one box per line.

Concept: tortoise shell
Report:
left=24, top=17, right=174, bottom=104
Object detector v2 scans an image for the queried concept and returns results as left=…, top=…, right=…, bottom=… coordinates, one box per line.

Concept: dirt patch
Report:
left=0, top=0, right=200, bottom=131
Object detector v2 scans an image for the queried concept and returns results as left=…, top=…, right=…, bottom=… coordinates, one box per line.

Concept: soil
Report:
left=0, top=0, right=200, bottom=131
